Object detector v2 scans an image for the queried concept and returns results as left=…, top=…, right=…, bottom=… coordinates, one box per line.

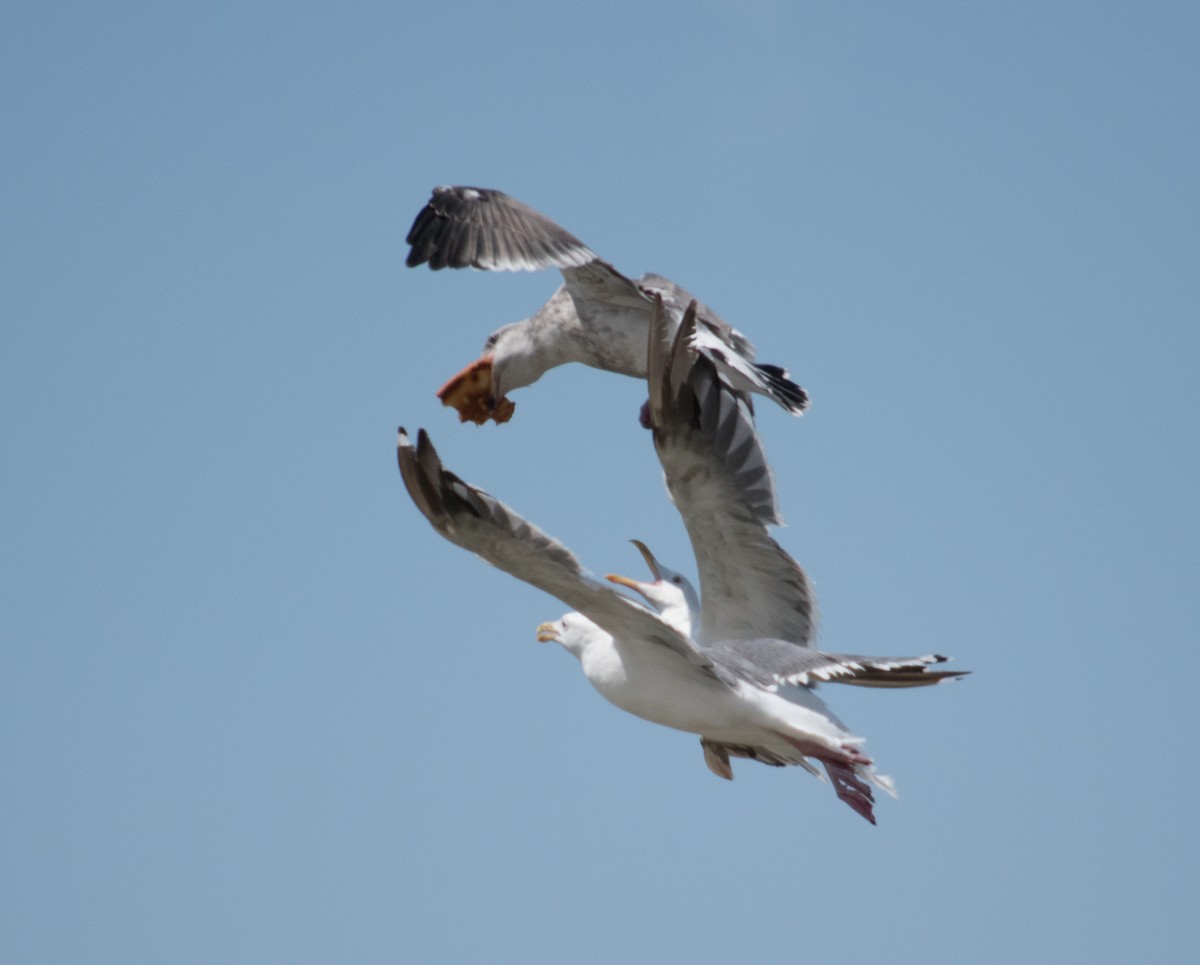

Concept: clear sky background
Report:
left=3, top=2, right=1198, bottom=962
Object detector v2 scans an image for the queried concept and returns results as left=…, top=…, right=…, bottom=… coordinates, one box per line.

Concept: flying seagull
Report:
left=405, top=185, right=808, bottom=425
left=395, top=298, right=965, bottom=823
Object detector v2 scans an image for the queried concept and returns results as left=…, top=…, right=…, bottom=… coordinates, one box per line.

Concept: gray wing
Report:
left=642, top=274, right=808, bottom=415
left=561, top=260, right=649, bottom=313
left=705, top=637, right=968, bottom=689
left=647, top=296, right=817, bottom=647
left=405, top=186, right=597, bottom=271
left=556, top=261, right=656, bottom=376
left=397, top=427, right=717, bottom=673
left=640, top=273, right=753, bottom=359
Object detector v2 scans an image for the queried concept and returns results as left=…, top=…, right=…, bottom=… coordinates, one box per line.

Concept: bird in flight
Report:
left=405, top=185, right=808, bottom=425
left=396, top=297, right=964, bottom=822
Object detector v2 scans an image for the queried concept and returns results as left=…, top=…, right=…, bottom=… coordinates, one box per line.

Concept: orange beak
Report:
left=605, top=573, right=641, bottom=591
left=435, top=355, right=516, bottom=425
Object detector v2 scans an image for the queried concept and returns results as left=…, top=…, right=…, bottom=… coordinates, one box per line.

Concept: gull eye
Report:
left=672, top=576, right=683, bottom=585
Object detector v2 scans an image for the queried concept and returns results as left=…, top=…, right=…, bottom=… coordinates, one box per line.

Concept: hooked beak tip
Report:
left=628, top=539, right=661, bottom=580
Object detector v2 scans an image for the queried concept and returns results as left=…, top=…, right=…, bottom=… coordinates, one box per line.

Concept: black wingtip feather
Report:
left=754, top=363, right=809, bottom=414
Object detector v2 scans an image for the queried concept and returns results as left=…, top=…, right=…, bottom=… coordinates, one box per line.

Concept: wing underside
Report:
left=405, top=185, right=596, bottom=272
left=397, top=427, right=714, bottom=672
left=647, top=298, right=818, bottom=646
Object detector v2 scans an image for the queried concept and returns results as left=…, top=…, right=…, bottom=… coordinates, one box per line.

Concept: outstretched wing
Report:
left=397, top=427, right=716, bottom=673
left=705, top=637, right=968, bottom=689
left=405, top=185, right=597, bottom=271
left=647, top=296, right=817, bottom=647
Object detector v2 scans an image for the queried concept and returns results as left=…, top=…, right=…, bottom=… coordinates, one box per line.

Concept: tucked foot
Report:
left=773, top=731, right=873, bottom=769
left=824, top=761, right=877, bottom=825
left=638, top=399, right=653, bottom=429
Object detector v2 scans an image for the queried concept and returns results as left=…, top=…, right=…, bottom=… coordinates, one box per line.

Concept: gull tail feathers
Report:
left=687, top=323, right=809, bottom=416
left=752, top=363, right=809, bottom=415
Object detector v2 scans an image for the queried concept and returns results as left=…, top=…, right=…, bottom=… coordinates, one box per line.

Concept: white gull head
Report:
left=605, top=539, right=700, bottom=636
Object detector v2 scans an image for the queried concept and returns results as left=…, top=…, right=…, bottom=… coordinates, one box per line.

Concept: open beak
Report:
left=535, top=621, right=560, bottom=643
left=605, top=573, right=641, bottom=592
left=605, top=573, right=657, bottom=610
left=629, top=539, right=662, bottom=581
left=605, top=541, right=661, bottom=599
left=436, top=355, right=516, bottom=425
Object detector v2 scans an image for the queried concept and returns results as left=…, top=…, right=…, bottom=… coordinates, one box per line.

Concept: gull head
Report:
left=484, top=319, right=551, bottom=410
left=605, top=539, right=700, bottom=635
left=535, top=612, right=605, bottom=660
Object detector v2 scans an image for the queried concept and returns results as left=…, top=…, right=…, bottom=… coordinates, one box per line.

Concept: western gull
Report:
left=404, top=185, right=809, bottom=425
left=395, top=297, right=965, bottom=823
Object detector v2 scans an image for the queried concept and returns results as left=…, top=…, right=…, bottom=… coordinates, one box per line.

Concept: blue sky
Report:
left=2, top=2, right=1198, bottom=962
